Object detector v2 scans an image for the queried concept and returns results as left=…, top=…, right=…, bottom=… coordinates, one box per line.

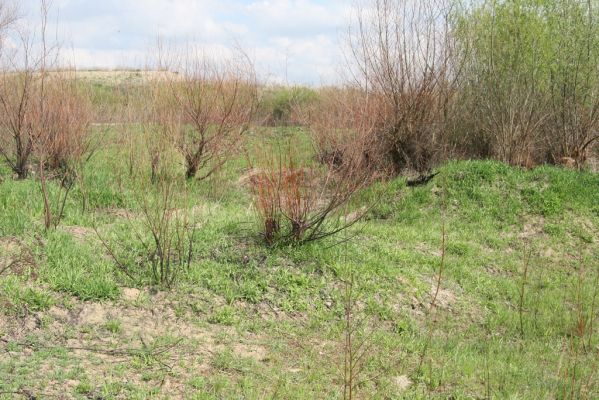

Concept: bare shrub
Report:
left=343, top=273, right=372, bottom=400
left=0, top=70, right=38, bottom=179
left=132, top=177, right=196, bottom=288
left=166, top=52, right=258, bottom=180
left=96, top=157, right=196, bottom=288
left=0, top=1, right=48, bottom=180
left=249, top=140, right=373, bottom=245
left=35, top=72, right=92, bottom=230
left=118, top=101, right=146, bottom=179
left=345, top=0, right=458, bottom=173
left=518, top=243, right=533, bottom=338
left=307, top=86, right=390, bottom=175
left=107, top=72, right=172, bottom=183
left=337, top=261, right=405, bottom=399
left=417, top=188, right=447, bottom=381
left=463, top=80, right=548, bottom=167
left=341, top=269, right=373, bottom=400
left=95, top=77, right=196, bottom=288
left=36, top=73, right=92, bottom=173
left=0, top=1, right=92, bottom=229
left=137, top=80, right=180, bottom=182
left=5, top=1, right=92, bottom=229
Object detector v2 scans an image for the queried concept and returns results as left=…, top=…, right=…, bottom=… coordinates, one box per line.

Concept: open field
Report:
left=75, top=70, right=183, bottom=86
left=1, top=126, right=598, bottom=399
left=1, top=1, right=598, bottom=399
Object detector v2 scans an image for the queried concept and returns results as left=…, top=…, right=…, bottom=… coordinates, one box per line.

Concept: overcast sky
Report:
left=20, top=0, right=353, bottom=85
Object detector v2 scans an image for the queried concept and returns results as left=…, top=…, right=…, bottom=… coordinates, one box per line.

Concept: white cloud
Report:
left=245, top=0, right=350, bottom=36
left=18, top=0, right=350, bottom=84
left=59, top=48, right=147, bottom=70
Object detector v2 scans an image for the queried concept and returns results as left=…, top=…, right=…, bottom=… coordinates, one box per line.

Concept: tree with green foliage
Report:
left=261, top=86, right=318, bottom=126
left=454, top=0, right=599, bottom=166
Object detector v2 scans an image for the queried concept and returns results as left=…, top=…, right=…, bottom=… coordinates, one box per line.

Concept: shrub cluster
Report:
left=306, top=0, right=599, bottom=174
left=248, top=141, right=374, bottom=245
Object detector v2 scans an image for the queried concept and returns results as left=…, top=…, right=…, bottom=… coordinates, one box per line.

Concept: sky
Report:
left=20, top=0, right=354, bottom=85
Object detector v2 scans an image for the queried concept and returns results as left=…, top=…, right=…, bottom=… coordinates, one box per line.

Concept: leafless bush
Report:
left=456, top=27, right=550, bottom=167
left=96, top=161, right=196, bottom=288
left=133, top=177, right=196, bottom=288
left=0, top=69, right=38, bottom=179
left=0, top=1, right=48, bottom=180
left=418, top=191, right=447, bottom=380
left=308, top=86, right=390, bottom=176
left=336, top=260, right=405, bottom=400
left=249, top=141, right=373, bottom=245
left=0, top=0, right=92, bottom=229
left=35, top=72, right=92, bottom=230
left=518, top=243, right=532, bottom=338
left=0, top=1, right=92, bottom=229
left=36, top=73, right=92, bottom=172
left=107, top=73, right=170, bottom=182
left=345, top=0, right=458, bottom=173
left=134, top=80, right=179, bottom=182
left=117, top=104, right=145, bottom=179
left=165, top=52, right=258, bottom=180
left=341, top=269, right=373, bottom=400
left=96, top=73, right=196, bottom=287
left=0, top=1, right=85, bottom=182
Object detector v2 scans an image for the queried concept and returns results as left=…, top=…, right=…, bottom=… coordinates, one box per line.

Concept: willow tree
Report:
left=455, top=0, right=599, bottom=166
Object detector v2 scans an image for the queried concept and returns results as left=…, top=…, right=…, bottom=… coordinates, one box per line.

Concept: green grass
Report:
left=0, top=276, right=55, bottom=316
left=41, top=231, right=120, bottom=300
left=0, top=127, right=597, bottom=399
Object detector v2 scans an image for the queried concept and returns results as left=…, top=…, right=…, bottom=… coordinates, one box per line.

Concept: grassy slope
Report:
left=0, top=128, right=598, bottom=399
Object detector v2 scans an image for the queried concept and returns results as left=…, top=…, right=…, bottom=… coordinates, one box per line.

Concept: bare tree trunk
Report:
left=39, top=158, right=52, bottom=230
left=185, top=159, right=198, bottom=180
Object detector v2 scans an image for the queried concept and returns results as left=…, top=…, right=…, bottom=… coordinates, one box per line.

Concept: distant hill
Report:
left=74, top=69, right=181, bottom=86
